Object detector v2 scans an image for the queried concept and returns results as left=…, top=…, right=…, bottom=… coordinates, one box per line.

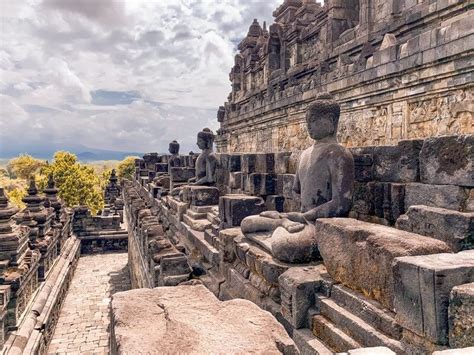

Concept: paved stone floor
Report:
left=47, top=253, right=130, bottom=355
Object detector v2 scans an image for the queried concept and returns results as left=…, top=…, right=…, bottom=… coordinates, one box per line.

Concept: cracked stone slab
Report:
left=111, top=284, right=297, bottom=355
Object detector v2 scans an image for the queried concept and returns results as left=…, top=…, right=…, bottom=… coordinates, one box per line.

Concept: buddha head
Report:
left=169, top=140, right=180, bottom=155
left=306, top=93, right=341, bottom=140
left=197, top=128, right=215, bottom=150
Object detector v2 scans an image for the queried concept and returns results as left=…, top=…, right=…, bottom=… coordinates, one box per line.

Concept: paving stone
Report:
left=46, top=253, right=130, bottom=354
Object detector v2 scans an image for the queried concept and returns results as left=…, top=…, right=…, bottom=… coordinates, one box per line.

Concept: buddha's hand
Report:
left=283, top=212, right=306, bottom=224
left=260, top=211, right=281, bottom=219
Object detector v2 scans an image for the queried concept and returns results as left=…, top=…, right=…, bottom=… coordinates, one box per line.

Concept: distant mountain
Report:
left=0, top=138, right=143, bottom=161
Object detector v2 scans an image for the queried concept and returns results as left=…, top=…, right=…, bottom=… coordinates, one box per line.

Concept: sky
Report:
left=0, top=0, right=281, bottom=156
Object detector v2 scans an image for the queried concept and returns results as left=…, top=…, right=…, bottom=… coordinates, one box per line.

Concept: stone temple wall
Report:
left=216, top=0, right=473, bottom=153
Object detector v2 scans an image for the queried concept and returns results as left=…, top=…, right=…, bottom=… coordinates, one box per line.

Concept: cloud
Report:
left=0, top=0, right=282, bottom=157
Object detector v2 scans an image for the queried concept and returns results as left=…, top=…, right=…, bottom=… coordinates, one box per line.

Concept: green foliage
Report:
left=41, top=151, right=104, bottom=214
left=1, top=152, right=136, bottom=214
left=7, top=154, right=46, bottom=179
left=117, top=156, right=137, bottom=180
left=6, top=188, right=26, bottom=210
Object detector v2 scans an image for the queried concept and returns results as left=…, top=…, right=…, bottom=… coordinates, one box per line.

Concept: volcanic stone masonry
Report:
left=216, top=0, right=473, bottom=153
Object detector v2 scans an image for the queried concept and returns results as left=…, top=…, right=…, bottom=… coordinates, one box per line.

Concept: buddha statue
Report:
left=153, top=140, right=182, bottom=190
left=188, top=128, right=217, bottom=186
left=241, top=93, right=355, bottom=263
left=168, top=140, right=182, bottom=169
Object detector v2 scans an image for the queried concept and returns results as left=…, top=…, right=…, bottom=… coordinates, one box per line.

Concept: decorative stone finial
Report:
left=0, top=188, right=19, bottom=234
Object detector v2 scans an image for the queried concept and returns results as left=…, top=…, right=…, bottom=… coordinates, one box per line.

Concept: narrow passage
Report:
left=47, top=253, right=130, bottom=355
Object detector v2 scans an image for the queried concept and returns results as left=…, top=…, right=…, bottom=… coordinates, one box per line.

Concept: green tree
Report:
left=6, top=188, right=26, bottom=209
left=41, top=151, right=104, bottom=214
left=117, top=156, right=137, bottom=180
left=7, top=154, right=46, bottom=179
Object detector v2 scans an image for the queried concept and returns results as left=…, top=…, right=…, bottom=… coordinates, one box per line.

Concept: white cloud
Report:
left=0, top=0, right=281, bottom=156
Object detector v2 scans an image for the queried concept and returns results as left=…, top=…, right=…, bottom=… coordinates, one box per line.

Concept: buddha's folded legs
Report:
left=272, top=224, right=318, bottom=264
left=241, top=215, right=286, bottom=234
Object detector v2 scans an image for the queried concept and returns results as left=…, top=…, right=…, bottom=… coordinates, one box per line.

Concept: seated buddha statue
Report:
left=241, top=93, right=355, bottom=263
left=153, top=140, right=182, bottom=190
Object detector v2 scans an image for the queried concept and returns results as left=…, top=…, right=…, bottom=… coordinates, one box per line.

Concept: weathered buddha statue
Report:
left=167, top=140, right=182, bottom=169
left=241, top=93, right=354, bottom=263
left=153, top=140, right=182, bottom=190
left=188, top=128, right=217, bottom=186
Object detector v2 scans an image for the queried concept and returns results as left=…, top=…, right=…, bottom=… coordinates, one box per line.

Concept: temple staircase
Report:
left=307, top=282, right=405, bottom=354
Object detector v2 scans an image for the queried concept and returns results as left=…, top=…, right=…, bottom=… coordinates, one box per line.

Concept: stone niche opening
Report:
left=330, top=0, right=360, bottom=40
left=268, top=28, right=282, bottom=72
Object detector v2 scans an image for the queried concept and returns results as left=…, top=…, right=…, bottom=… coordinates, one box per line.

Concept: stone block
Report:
left=169, top=167, right=195, bottom=182
left=279, top=265, right=325, bottom=329
left=218, top=228, right=242, bottom=263
left=449, top=282, right=474, bottom=348
left=353, top=154, right=374, bottom=182
left=369, top=182, right=406, bottom=224
left=393, top=250, right=474, bottom=345
left=277, top=174, right=296, bottom=199
left=405, top=183, right=468, bottom=211
left=396, top=206, right=474, bottom=252
left=247, top=173, right=277, bottom=196
left=265, top=195, right=284, bottom=213
left=420, top=135, right=474, bottom=187
left=155, top=163, right=168, bottom=173
left=256, top=153, right=275, bottom=173
left=351, top=182, right=375, bottom=216
left=275, top=152, right=291, bottom=174
left=182, top=186, right=219, bottom=207
left=111, top=285, right=297, bottom=354
left=315, top=218, right=451, bottom=309
left=372, top=140, right=423, bottom=182
left=242, top=154, right=257, bottom=174
left=227, top=154, right=241, bottom=172
left=229, top=172, right=242, bottom=189
left=219, top=195, right=265, bottom=229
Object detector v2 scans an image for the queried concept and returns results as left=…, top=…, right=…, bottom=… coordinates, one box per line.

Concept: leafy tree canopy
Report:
left=117, top=156, right=137, bottom=180
left=7, top=154, right=46, bottom=179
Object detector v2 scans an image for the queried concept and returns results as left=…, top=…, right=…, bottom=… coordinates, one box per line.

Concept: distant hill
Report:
left=0, top=140, right=143, bottom=162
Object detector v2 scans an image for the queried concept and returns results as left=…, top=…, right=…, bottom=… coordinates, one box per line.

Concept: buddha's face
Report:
left=306, top=112, right=336, bottom=140
left=169, top=144, right=179, bottom=155
left=197, top=137, right=208, bottom=150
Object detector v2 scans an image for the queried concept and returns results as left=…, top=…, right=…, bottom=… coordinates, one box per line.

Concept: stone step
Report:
left=318, top=298, right=404, bottom=354
left=312, top=315, right=361, bottom=353
left=186, top=209, right=208, bottom=220
left=182, top=214, right=212, bottom=232
left=330, top=284, right=402, bottom=340
left=293, top=328, right=333, bottom=355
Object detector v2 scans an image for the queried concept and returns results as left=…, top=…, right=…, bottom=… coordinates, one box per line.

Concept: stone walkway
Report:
left=47, top=253, right=130, bottom=355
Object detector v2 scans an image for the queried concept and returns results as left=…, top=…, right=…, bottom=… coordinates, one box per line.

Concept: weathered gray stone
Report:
left=169, top=167, right=195, bottom=182
left=393, top=250, right=474, bottom=345
left=111, top=285, right=297, bottom=354
left=396, top=205, right=474, bottom=252
left=219, top=195, right=265, bottom=229
left=246, top=173, right=277, bottom=196
left=182, top=186, right=219, bottom=206
left=405, top=183, right=469, bottom=211
left=449, top=282, right=474, bottom=348
left=420, top=135, right=474, bottom=187
left=356, top=139, right=423, bottom=183
left=316, top=218, right=451, bottom=309
left=279, top=265, right=326, bottom=329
